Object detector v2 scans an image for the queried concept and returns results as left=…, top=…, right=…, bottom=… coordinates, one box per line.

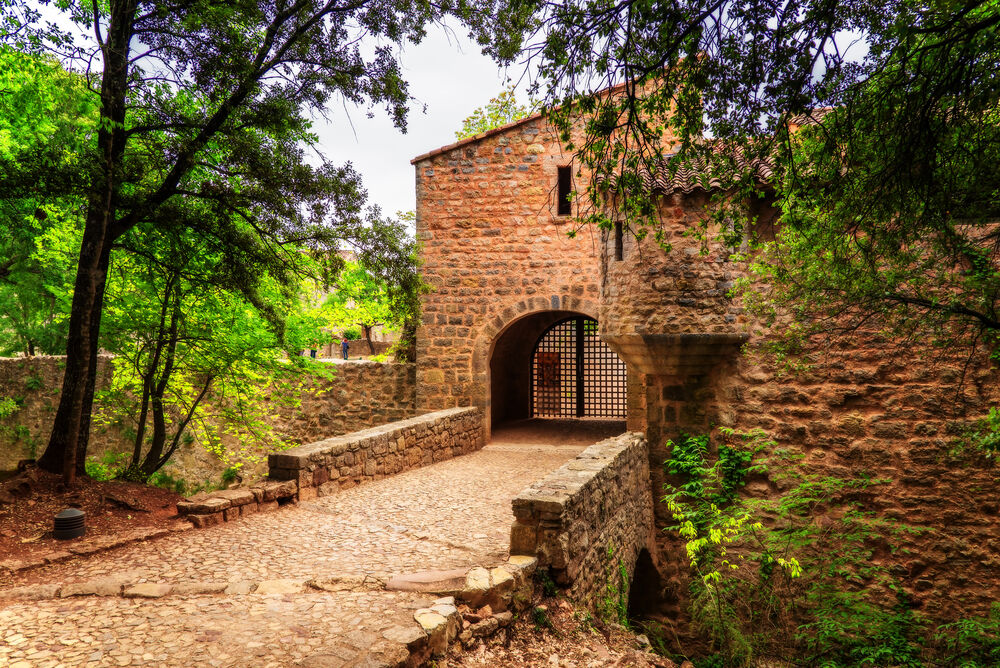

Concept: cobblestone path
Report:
left=0, top=420, right=623, bottom=668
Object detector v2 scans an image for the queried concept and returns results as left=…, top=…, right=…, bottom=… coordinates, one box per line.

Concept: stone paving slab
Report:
left=0, top=431, right=606, bottom=667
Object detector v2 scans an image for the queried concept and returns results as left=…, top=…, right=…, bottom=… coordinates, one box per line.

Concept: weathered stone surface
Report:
left=224, top=580, right=257, bottom=595
left=123, top=583, right=172, bottom=598
left=176, top=496, right=230, bottom=514
left=412, top=118, right=604, bottom=424
left=268, top=408, right=485, bottom=504
left=381, top=624, right=426, bottom=649
left=255, top=579, right=305, bottom=595
left=170, top=582, right=227, bottom=596
left=413, top=609, right=447, bottom=632
left=0, top=584, right=60, bottom=600
left=186, top=512, right=223, bottom=528
left=511, top=433, right=653, bottom=607
left=384, top=568, right=468, bottom=594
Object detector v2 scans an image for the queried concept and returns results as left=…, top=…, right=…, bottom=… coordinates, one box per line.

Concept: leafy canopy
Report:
left=528, top=0, right=1000, bottom=356
left=455, top=85, right=536, bottom=140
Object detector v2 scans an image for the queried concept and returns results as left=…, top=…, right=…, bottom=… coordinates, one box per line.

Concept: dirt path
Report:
left=0, top=419, right=623, bottom=668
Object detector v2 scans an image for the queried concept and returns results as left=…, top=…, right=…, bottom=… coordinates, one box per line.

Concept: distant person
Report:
left=341, top=338, right=350, bottom=360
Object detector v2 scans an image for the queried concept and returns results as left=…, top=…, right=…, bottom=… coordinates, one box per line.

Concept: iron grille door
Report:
left=531, top=317, right=627, bottom=419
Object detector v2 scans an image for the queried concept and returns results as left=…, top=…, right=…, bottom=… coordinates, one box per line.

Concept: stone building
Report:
left=412, top=114, right=633, bottom=434
left=413, top=110, right=1000, bottom=626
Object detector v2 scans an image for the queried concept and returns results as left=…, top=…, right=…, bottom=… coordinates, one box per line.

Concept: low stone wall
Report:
left=0, top=357, right=417, bottom=485
left=510, top=432, right=655, bottom=606
left=177, top=408, right=484, bottom=525
left=269, top=407, right=485, bottom=501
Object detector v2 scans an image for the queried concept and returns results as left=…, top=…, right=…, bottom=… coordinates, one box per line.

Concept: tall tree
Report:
left=3, top=0, right=529, bottom=483
left=527, top=0, right=1000, bottom=356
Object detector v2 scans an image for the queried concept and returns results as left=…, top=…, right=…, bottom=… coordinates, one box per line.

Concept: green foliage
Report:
left=964, top=408, right=1000, bottom=461
left=0, top=397, right=19, bottom=420
left=220, top=466, right=241, bottom=485
left=342, top=327, right=362, bottom=341
left=0, top=48, right=92, bottom=357
left=597, top=544, right=630, bottom=627
left=146, top=470, right=210, bottom=496
left=658, top=428, right=942, bottom=665
left=455, top=86, right=536, bottom=140
left=94, top=225, right=332, bottom=481
left=5, top=0, right=507, bottom=480
left=934, top=603, right=1000, bottom=668
left=532, top=0, right=1000, bottom=357
left=798, top=594, right=925, bottom=668
left=84, top=451, right=129, bottom=482
left=531, top=605, right=554, bottom=632
left=23, top=375, right=43, bottom=391
left=536, top=568, right=559, bottom=598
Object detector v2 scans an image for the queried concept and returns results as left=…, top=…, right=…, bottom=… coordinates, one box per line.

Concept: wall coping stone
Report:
left=269, top=407, right=472, bottom=470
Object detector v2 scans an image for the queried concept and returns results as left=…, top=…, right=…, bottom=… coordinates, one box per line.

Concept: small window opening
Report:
left=557, top=166, right=572, bottom=216
left=614, top=221, right=624, bottom=261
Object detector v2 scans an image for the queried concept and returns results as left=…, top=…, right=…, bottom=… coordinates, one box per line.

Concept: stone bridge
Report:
left=0, top=411, right=654, bottom=667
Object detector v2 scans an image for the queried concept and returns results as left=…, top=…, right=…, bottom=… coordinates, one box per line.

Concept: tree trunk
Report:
left=35, top=1, right=138, bottom=485
left=362, top=325, right=375, bottom=354
left=36, top=220, right=114, bottom=483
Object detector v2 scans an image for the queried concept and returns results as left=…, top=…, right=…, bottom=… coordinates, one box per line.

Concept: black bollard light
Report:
left=53, top=508, right=86, bottom=540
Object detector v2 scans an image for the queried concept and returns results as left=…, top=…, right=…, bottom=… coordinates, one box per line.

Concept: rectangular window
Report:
left=614, top=221, right=624, bottom=261
left=557, top=166, right=572, bottom=216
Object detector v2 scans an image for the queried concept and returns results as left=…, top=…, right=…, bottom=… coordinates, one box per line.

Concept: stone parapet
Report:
left=509, top=432, right=654, bottom=607
left=176, top=407, right=484, bottom=527
left=268, top=407, right=485, bottom=501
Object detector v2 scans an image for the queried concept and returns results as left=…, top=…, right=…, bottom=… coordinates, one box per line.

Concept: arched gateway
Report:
left=488, top=309, right=627, bottom=428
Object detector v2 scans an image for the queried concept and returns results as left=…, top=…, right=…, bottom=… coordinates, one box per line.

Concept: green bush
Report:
left=84, top=451, right=129, bottom=481
left=341, top=327, right=361, bottom=340
left=0, top=396, right=19, bottom=420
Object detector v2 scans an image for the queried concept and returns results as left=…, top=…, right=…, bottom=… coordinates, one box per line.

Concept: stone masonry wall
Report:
left=0, top=357, right=417, bottom=482
left=412, top=117, right=603, bottom=423
left=0, top=355, right=115, bottom=470
left=599, top=193, right=1000, bottom=625
left=509, top=432, right=655, bottom=607
left=269, top=407, right=485, bottom=501
left=176, top=407, right=484, bottom=527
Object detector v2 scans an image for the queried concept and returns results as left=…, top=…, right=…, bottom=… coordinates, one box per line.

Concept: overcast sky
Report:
left=311, top=22, right=531, bottom=220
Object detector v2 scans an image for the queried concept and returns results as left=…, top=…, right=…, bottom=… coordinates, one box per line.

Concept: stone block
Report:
left=258, top=500, right=279, bottom=513
left=240, top=502, right=259, bottom=517
left=212, top=488, right=255, bottom=506
left=124, top=583, right=172, bottom=598
left=316, top=481, right=340, bottom=497
left=298, top=486, right=317, bottom=502
left=223, top=507, right=241, bottom=522
left=177, top=496, right=230, bottom=515
left=255, top=579, right=305, bottom=595
left=187, top=512, right=223, bottom=529
left=509, top=521, right=537, bottom=555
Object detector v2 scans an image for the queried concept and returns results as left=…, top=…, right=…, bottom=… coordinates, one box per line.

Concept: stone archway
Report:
left=473, top=295, right=629, bottom=430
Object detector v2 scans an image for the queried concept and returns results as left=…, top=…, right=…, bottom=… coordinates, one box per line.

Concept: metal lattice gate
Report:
left=531, top=317, right=627, bottom=419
